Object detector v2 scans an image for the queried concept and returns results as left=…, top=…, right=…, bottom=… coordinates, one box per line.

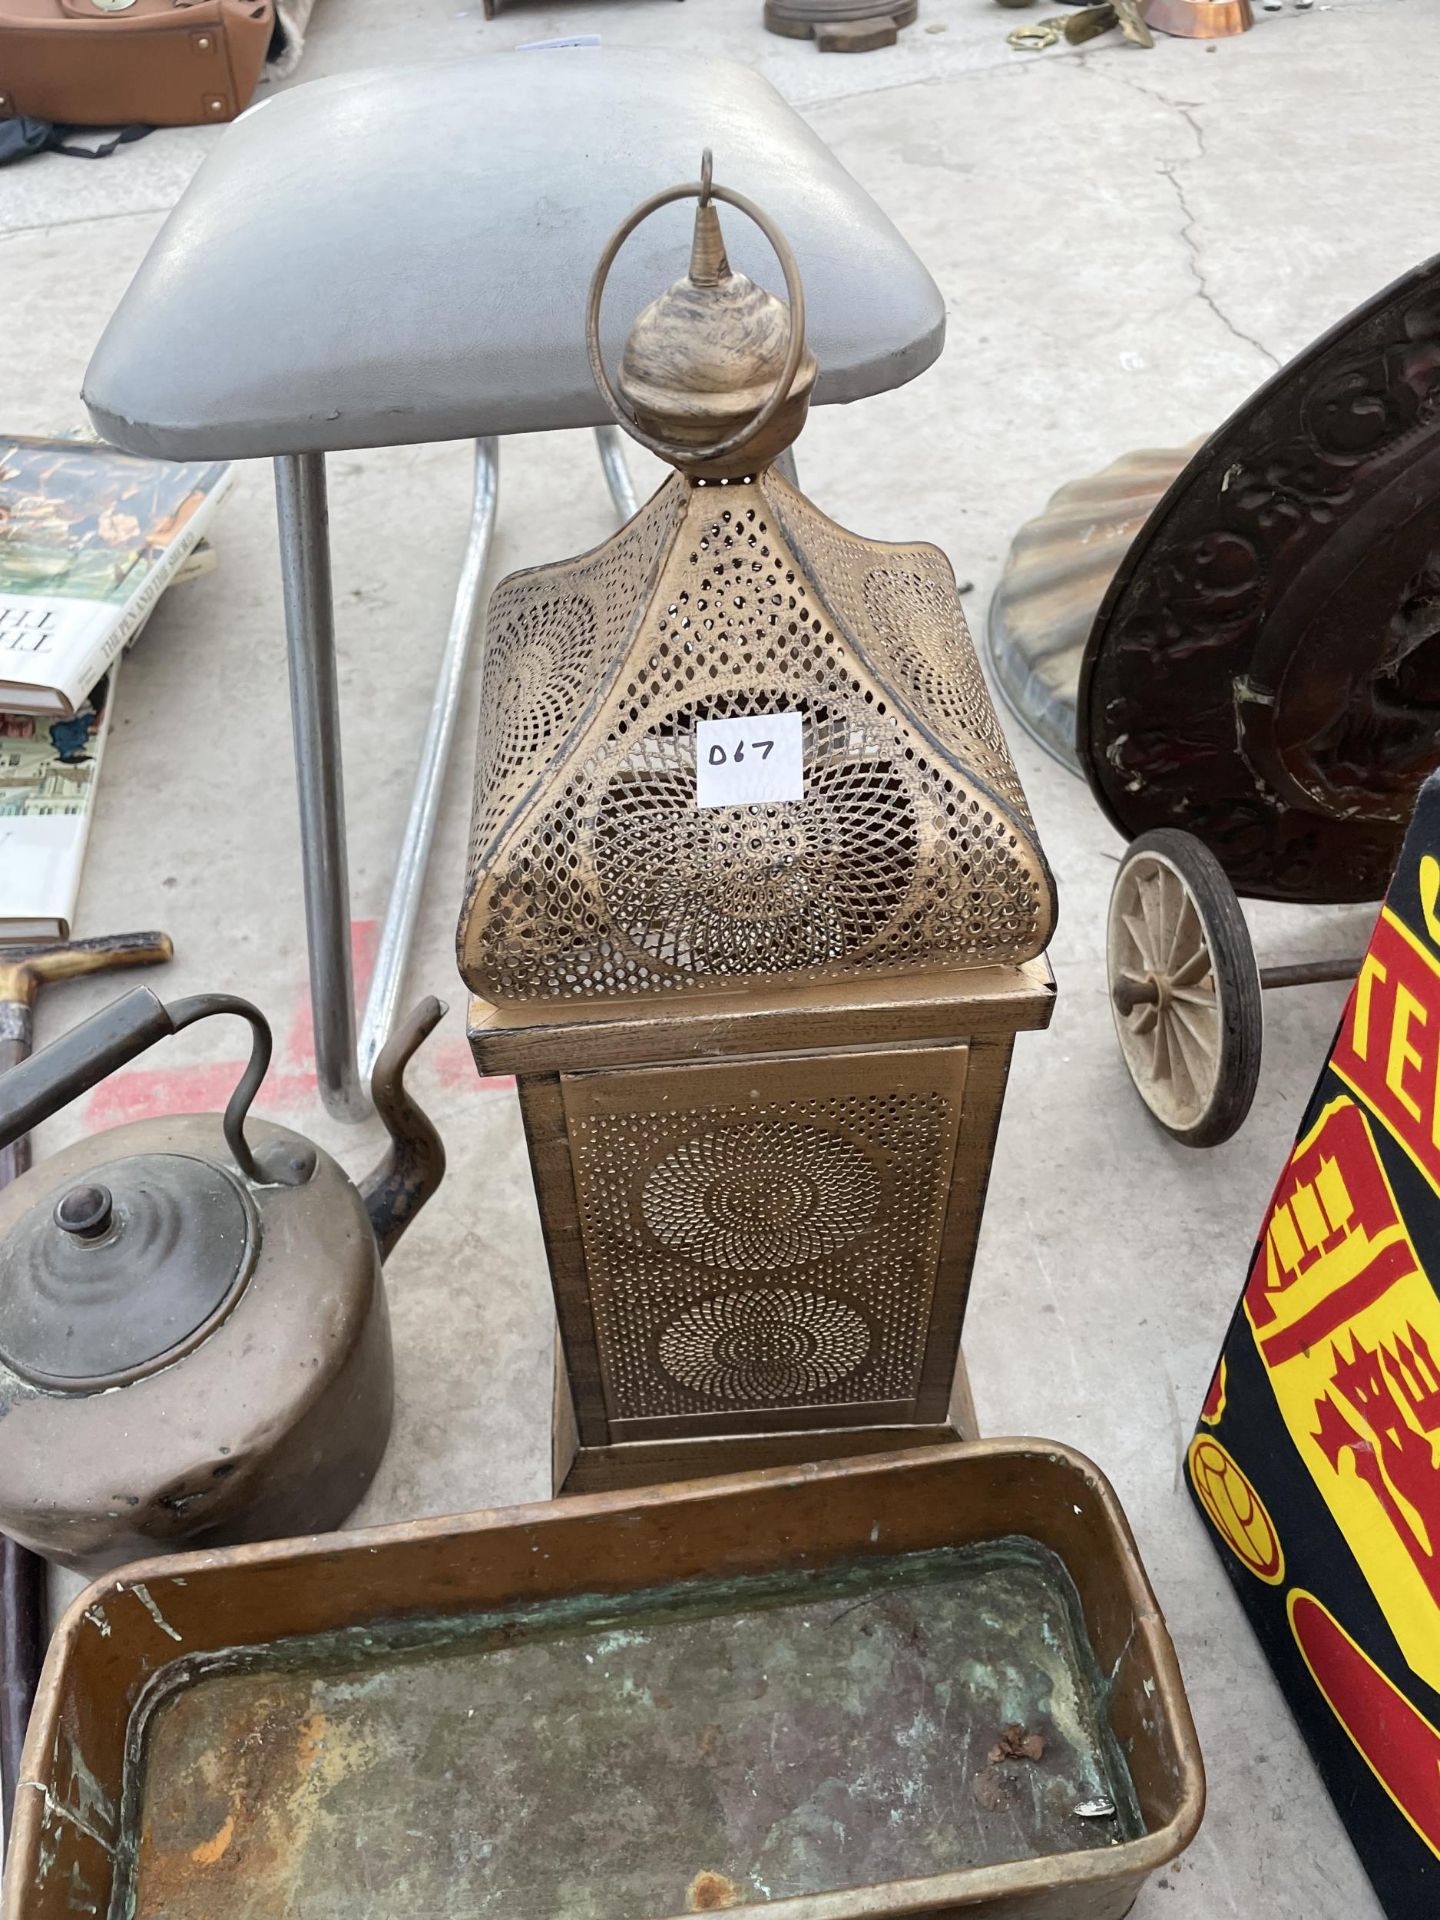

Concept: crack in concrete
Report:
left=813, top=46, right=1284, bottom=377
left=1121, top=74, right=1281, bottom=372
left=1159, top=158, right=1280, bottom=371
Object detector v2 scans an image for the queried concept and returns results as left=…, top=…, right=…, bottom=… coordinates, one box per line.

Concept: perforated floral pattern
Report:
left=641, top=1122, right=881, bottom=1270
left=469, top=480, right=687, bottom=859
left=658, top=1288, right=871, bottom=1402
left=769, top=478, right=1033, bottom=821
left=564, top=1065, right=964, bottom=1421
left=593, top=719, right=919, bottom=978
left=460, top=472, right=1053, bottom=1004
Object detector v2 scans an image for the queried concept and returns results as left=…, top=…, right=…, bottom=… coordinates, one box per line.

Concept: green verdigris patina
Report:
left=120, top=1538, right=1139, bottom=1919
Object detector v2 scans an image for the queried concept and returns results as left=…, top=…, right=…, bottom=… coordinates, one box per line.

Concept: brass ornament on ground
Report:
left=1004, top=2, right=1152, bottom=49
left=459, top=155, right=1057, bottom=1493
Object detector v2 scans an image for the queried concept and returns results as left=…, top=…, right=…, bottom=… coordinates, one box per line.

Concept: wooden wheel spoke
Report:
left=1171, top=983, right=1218, bottom=1012
left=1119, top=909, right=1156, bottom=973
left=1170, top=943, right=1213, bottom=991
left=1167, top=1002, right=1215, bottom=1098
left=1149, top=1006, right=1175, bottom=1093
left=1137, top=870, right=1167, bottom=967
left=1164, top=885, right=1200, bottom=974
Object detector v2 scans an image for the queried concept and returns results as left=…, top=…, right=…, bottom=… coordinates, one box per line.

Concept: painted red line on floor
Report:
left=76, top=917, right=508, bottom=1125
left=87, top=1066, right=321, bottom=1127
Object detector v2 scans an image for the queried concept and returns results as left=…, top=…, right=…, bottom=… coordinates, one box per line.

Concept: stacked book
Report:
left=0, top=436, right=234, bottom=939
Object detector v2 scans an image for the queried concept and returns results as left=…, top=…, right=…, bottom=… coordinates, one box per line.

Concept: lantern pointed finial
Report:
left=602, top=154, right=818, bottom=479
left=689, top=152, right=731, bottom=289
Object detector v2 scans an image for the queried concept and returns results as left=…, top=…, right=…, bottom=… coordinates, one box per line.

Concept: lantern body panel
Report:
left=459, top=472, right=1055, bottom=1007
left=470, top=963, right=1052, bottom=1492
left=562, top=1046, right=966, bottom=1434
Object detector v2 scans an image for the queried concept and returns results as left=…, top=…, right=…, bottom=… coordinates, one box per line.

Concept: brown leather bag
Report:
left=0, top=0, right=274, bottom=128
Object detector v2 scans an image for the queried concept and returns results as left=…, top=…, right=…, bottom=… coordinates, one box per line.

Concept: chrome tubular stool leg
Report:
left=594, top=424, right=640, bottom=523
left=274, top=453, right=370, bottom=1123
left=358, top=438, right=501, bottom=1084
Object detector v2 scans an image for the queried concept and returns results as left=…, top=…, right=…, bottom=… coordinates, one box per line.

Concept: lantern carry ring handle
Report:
left=586, top=150, right=808, bottom=470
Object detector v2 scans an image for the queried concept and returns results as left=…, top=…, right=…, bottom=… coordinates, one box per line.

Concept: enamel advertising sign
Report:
left=1189, top=773, right=1440, bottom=1916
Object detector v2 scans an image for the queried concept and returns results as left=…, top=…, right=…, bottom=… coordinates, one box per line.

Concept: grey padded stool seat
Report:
left=85, top=49, right=946, bottom=1118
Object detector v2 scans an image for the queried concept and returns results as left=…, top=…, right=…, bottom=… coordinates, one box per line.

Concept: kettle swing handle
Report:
left=0, top=987, right=285, bottom=1187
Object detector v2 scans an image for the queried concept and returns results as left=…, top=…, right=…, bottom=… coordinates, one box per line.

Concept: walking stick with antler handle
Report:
left=0, top=930, right=173, bottom=1850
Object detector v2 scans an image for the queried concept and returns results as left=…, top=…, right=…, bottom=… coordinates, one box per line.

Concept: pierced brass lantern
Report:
left=459, top=157, right=1057, bottom=1493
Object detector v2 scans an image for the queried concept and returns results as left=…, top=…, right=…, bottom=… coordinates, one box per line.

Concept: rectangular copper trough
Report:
left=5, top=1443, right=1202, bottom=1920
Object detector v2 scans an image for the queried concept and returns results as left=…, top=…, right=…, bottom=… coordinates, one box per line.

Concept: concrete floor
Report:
left=5, top=0, right=1438, bottom=1911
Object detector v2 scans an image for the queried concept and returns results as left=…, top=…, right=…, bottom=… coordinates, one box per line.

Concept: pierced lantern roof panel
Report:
left=458, top=472, right=1055, bottom=1007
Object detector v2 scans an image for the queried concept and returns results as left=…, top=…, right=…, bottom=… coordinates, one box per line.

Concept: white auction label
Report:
left=695, top=712, right=804, bottom=809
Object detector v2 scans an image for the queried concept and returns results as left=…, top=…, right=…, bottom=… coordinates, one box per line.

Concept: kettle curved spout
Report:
left=360, top=998, right=447, bottom=1260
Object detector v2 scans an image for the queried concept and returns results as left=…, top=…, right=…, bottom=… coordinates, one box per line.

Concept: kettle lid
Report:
left=0, top=1151, right=257, bottom=1391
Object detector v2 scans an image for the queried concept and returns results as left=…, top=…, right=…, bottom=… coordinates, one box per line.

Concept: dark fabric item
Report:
left=0, top=116, right=149, bottom=162
left=52, top=122, right=151, bottom=156
left=0, top=114, right=51, bottom=162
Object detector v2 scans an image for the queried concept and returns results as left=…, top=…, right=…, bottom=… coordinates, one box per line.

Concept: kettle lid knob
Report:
left=53, top=1184, right=114, bottom=1241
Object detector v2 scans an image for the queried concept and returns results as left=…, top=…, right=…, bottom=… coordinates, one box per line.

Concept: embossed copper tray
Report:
left=6, top=1444, right=1202, bottom=1920
left=1078, top=251, right=1440, bottom=904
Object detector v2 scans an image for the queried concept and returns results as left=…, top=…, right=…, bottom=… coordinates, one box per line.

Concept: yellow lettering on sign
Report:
left=1387, top=986, right=1428, bottom=1124
left=1333, top=913, right=1440, bottom=1197
left=1422, top=853, right=1440, bottom=948
left=1352, top=954, right=1388, bottom=1061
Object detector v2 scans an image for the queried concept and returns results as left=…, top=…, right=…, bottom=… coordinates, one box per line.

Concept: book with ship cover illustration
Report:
left=0, top=670, right=116, bottom=940
left=0, top=435, right=235, bottom=716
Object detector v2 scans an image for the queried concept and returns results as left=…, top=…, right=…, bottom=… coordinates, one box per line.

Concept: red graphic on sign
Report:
left=1289, top=1590, right=1440, bottom=1861
left=1200, top=1356, right=1227, bottom=1427
left=1313, top=1324, right=1440, bottom=1612
left=1240, top=1096, right=1440, bottom=1679
left=1243, top=1099, right=1418, bottom=1364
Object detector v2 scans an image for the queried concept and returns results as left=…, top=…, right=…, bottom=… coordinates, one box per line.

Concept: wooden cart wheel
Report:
left=1107, top=828, right=1262, bottom=1147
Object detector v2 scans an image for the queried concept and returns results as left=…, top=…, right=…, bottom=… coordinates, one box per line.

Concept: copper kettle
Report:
left=0, top=988, right=445, bottom=1572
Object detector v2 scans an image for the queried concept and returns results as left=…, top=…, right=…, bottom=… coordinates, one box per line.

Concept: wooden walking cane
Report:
left=0, top=931, right=173, bottom=1850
